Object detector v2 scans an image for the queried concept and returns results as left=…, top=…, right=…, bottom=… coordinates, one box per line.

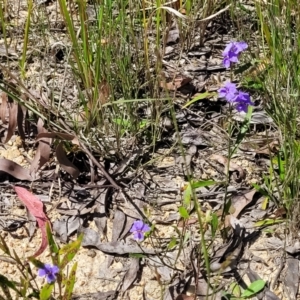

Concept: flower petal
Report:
left=142, top=224, right=150, bottom=233
left=134, top=232, right=144, bottom=241
left=38, top=269, right=46, bottom=277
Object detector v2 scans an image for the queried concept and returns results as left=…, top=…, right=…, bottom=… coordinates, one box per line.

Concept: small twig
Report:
left=79, top=142, right=121, bottom=190
left=0, top=255, right=16, bottom=264
left=271, top=255, right=285, bottom=290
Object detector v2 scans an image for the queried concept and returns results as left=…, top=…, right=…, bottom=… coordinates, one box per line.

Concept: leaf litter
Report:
left=0, top=2, right=292, bottom=300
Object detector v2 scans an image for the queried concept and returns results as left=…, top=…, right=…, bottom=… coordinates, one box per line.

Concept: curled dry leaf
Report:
left=122, top=258, right=140, bottom=291
left=0, top=92, right=18, bottom=143
left=17, top=104, right=26, bottom=142
left=14, top=186, right=49, bottom=257
left=4, top=101, right=18, bottom=143
left=36, top=132, right=79, bottom=145
left=210, top=154, right=246, bottom=182
left=0, top=158, right=34, bottom=180
left=160, top=75, right=192, bottom=91
left=230, top=190, right=257, bottom=219
left=0, top=91, right=7, bottom=123
left=56, top=142, right=80, bottom=179
left=175, top=295, right=195, bottom=300
left=30, top=119, right=51, bottom=175
left=95, top=241, right=159, bottom=255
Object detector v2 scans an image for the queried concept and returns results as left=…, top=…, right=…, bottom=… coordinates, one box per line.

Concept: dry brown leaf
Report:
left=224, top=191, right=256, bottom=227
left=231, top=190, right=256, bottom=218
left=175, top=295, right=194, bottom=300
left=210, top=154, right=246, bottom=182
left=30, top=119, right=51, bottom=175
left=98, top=79, right=110, bottom=105
left=36, top=132, right=79, bottom=145
left=56, top=142, right=79, bottom=179
left=0, top=158, right=34, bottom=180
left=112, top=209, right=126, bottom=242
left=17, top=104, right=26, bottom=142
left=121, top=258, right=140, bottom=291
left=0, top=91, right=8, bottom=123
left=160, top=76, right=192, bottom=91
left=4, top=101, right=18, bottom=143
left=255, top=140, right=279, bottom=155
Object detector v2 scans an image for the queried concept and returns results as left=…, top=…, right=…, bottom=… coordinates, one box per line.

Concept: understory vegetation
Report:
left=0, top=0, right=300, bottom=299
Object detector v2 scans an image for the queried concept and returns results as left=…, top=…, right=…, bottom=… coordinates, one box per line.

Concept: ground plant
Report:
left=0, top=0, right=299, bottom=299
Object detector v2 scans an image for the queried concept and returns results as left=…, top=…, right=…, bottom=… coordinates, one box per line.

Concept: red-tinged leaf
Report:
left=14, top=186, right=49, bottom=257
left=4, top=101, right=18, bottom=143
left=56, top=142, right=79, bottom=179
left=0, top=158, right=34, bottom=180
left=30, top=119, right=51, bottom=175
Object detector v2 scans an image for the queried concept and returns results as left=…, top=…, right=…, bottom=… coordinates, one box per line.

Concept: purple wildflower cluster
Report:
left=38, top=263, right=59, bottom=283
left=218, top=81, right=253, bottom=112
left=218, top=41, right=254, bottom=112
left=130, top=220, right=150, bottom=241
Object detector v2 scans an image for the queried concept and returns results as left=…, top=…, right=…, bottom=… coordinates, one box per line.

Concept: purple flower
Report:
left=218, top=82, right=238, bottom=102
left=222, top=41, right=248, bottom=68
left=130, top=220, right=150, bottom=241
left=233, top=91, right=254, bottom=112
left=38, top=264, right=59, bottom=283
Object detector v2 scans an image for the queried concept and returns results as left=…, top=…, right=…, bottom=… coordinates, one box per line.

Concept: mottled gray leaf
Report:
left=112, top=209, right=126, bottom=242
left=95, top=240, right=158, bottom=255
left=93, top=189, right=109, bottom=235
left=181, top=130, right=207, bottom=146
left=30, top=118, right=51, bottom=175
left=284, top=258, right=299, bottom=300
left=122, top=258, right=140, bottom=291
left=79, top=228, right=100, bottom=247
left=0, top=158, right=34, bottom=180
left=53, top=216, right=82, bottom=243
left=265, top=290, right=281, bottom=300
left=286, top=241, right=300, bottom=254
left=71, top=290, right=116, bottom=300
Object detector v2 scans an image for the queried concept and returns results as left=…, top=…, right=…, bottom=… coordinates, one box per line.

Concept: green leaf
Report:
left=178, top=206, right=189, bottom=220
left=39, top=283, right=54, bottom=300
left=0, top=274, right=20, bottom=299
left=59, top=234, right=83, bottom=269
left=62, top=262, right=78, bottom=300
left=12, top=250, right=23, bottom=267
left=191, top=180, right=216, bottom=189
left=46, top=222, right=59, bottom=265
left=183, top=183, right=192, bottom=207
left=167, top=237, right=178, bottom=250
left=210, top=213, right=219, bottom=238
left=261, top=197, right=269, bottom=210
left=229, top=282, right=241, bottom=297
left=46, top=222, right=59, bottom=254
left=277, top=152, right=285, bottom=181
left=28, top=257, right=45, bottom=269
left=241, top=279, right=265, bottom=298
left=255, top=219, right=284, bottom=227
left=20, top=277, right=29, bottom=297
left=129, top=253, right=146, bottom=259
left=183, top=92, right=215, bottom=108
left=183, top=231, right=190, bottom=244
left=0, top=235, right=10, bottom=255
